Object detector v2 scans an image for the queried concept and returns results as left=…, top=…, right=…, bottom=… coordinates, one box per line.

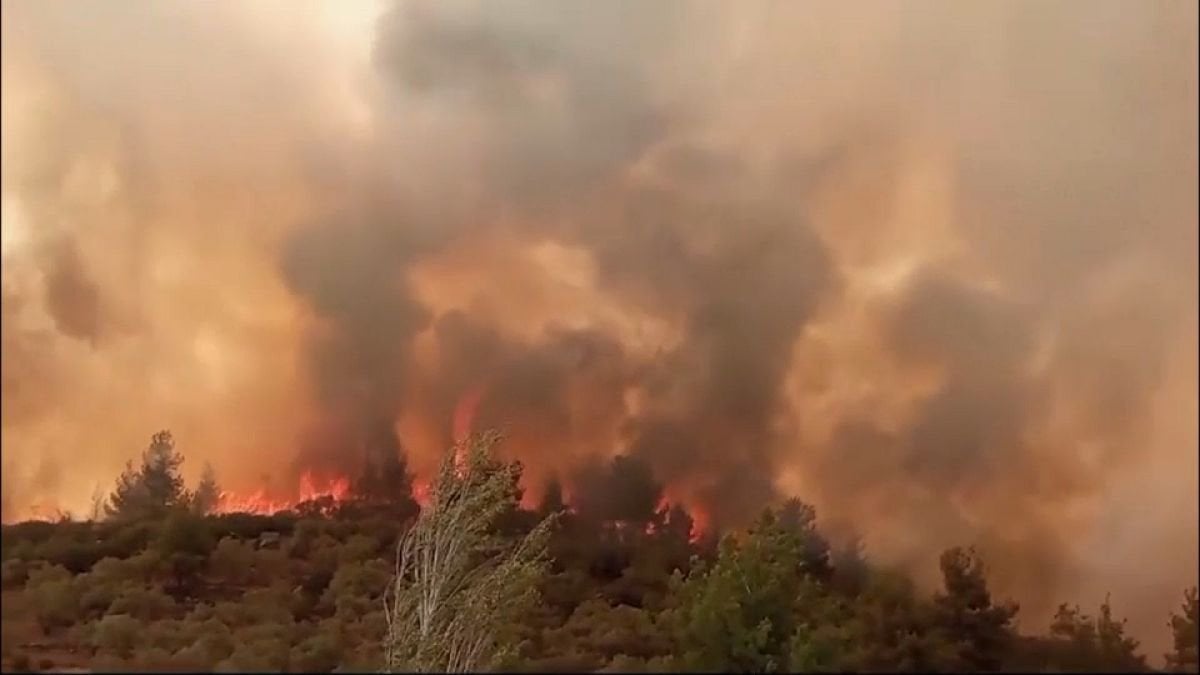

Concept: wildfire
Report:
left=23, top=503, right=69, bottom=523
left=654, top=492, right=710, bottom=543
left=214, top=470, right=350, bottom=516
left=688, top=505, right=710, bottom=544
left=216, top=383, right=487, bottom=518
left=412, top=478, right=431, bottom=509
left=452, top=381, right=487, bottom=445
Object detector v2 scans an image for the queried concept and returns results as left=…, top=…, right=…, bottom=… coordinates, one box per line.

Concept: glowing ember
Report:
left=412, top=478, right=431, bottom=509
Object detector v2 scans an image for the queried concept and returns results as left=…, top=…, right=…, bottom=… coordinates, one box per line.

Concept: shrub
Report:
left=216, top=636, right=290, bottom=671
left=338, top=534, right=379, bottom=565
left=91, top=613, right=141, bottom=658
left=25, top=564, right=80, bottom=630
left=155, top=512, right=216, bottom=558
left=108, top=584, right=175, bottom=621
left=209, top=537, right=254, bottom=586
left=129, top=646, right=175, bottom=670
left=143, top=618, right=191, bottom=654
left=290, top=633, right=343, bottom=672
left=98, top=521, right=157, bottom=560
left=78, top=580, right=121, bottom=617
left=173, top=617, right=235, bottom=666
left=1, top=559, right=29, bottom=589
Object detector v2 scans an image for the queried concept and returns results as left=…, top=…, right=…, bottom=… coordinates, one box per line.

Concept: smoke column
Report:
left=2, top=0, right=1196, bottom=655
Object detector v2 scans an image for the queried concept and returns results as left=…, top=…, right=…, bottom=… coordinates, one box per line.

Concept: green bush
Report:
left=156, top=512, right=216, bottom=558
left=208, top=537, right=254, bottom=586
left=78, top=579, right=121, bottom=617
left=290, top=632, right=342, bottom=672
left=25, top=564, right=80, bottom=630
left=108, top=584, right=175, bottom=621
left=173, top=617, right=235, bottom=666
left=215, top=636, right=290, bottom=671
left=96, top=521, right=157, bottom=560
left=129, top=646, right=175, bottom=670
left=91, top=613, right=141, bottom=658
left=1, top=559, right=29, bottom=589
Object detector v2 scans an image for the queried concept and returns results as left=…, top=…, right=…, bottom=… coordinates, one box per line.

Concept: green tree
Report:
left=155, top=511, right=215, bottom=599
left=840, top=570, right=958, bottom=672
left=931, top=546, right=1019, bottom=671
left=351, top=419, right=419, bottom=519
left=541, top=599, right=672, bottom=668
left=829, top=534, right=869, bottom=597
left=786, top=579, right=862, bottom=672
left=777, top=498, right=832, bottom=580
left=665, top=507, right=809, bottom=672
left=382, top=431, right=558, bottom=673
left=1167, top=586, right=1199, bottom=673
left=1040, top=596, right=1147, bottom=672
left=1093, top=596, right=1147, bottom=671
left=106, top=431, right=187, bottom=521
left=190, top=463, right=221, bottom=516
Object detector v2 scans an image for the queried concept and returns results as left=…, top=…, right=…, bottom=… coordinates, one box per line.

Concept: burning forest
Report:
left=1, top=0, right=1197, bottom=668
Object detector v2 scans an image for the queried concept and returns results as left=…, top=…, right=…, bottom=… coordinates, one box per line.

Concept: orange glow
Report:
left=689, top=505, right=710, bottom=544
left=24, top=503, right=68, bottom=523
left=214, top=470, right=350, bottom=516
left=412, top=477, right=431, bottom=509
left=452, top=381, right=487, bottom=445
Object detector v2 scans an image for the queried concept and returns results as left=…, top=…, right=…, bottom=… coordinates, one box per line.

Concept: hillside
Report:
left=2, top=441, right=1195, bottom=673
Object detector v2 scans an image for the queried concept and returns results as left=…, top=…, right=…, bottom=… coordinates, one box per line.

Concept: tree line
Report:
left=0, top=430, right=1196, bottom=673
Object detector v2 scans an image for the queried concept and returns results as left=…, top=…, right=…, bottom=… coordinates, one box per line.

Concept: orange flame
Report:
left=654, top=491, right=709, bottom=543
left=23, top=503, right=69, bottom=523
left=688, top=505, right=710, bottom=544
left=214, top=470, right=350, bottom=516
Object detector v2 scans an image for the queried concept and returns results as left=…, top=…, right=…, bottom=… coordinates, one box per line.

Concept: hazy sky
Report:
left=2, top=0, right=1196, bottom=654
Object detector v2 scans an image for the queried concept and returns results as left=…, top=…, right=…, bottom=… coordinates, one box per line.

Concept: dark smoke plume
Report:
left=2, top=0, right=1195, bottom=656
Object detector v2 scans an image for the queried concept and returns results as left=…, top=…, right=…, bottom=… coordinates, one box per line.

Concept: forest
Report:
left=1, top=431, right=1196, bottom=673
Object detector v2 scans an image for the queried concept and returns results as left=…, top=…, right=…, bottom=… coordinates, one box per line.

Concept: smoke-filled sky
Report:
left=2, top=0, right=1196, bottom=653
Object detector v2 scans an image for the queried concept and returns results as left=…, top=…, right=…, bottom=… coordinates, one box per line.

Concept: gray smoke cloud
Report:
left=2, top=0, right=1195, bottom=655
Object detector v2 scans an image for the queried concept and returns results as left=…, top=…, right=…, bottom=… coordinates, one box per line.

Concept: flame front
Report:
left=214, top=470, right=351, bottom=516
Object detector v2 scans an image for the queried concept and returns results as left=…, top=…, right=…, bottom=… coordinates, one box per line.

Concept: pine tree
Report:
left=778, top=498, right=832, bottom=579
left=1166, top=587, right=1199, bottom=673
left=352, top=419, right=418, bottom=518
left=1046, top=596, right=1147, bottom=671
left=931, top=546, right=1019, bottom=671
left=190, top=462, right=221, bottom=515
left=1095, top=595, right=1146, bottom=671
left=106, top=430, right=187, bottom=520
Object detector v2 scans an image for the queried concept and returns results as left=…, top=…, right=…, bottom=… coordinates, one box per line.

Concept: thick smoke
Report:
left=2, top=0, right=1196, bottom=654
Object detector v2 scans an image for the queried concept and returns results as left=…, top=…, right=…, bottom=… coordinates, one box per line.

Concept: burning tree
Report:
left=382, top=430, right=558, bottom=673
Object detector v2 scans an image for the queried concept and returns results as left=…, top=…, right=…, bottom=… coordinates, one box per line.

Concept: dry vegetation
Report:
left=0, top=432, right=1196, bottom=673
